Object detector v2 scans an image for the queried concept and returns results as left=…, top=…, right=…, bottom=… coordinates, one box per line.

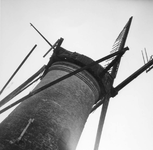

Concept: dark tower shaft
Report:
left=0, top=48, right=111, bottom=150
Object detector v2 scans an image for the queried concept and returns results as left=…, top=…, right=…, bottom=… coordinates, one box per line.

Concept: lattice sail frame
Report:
left=105, top=17, right=133, bottom=79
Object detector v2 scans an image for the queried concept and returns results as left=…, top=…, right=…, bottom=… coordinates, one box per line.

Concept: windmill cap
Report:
left=46, top=47, right=112, bottom=101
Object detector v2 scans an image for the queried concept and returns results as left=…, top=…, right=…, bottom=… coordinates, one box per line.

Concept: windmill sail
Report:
left=0, top=45, right=37, bottom=95
left=105, top=17, right=133, bottom=79
left=94, top=17, right=133, bottom=150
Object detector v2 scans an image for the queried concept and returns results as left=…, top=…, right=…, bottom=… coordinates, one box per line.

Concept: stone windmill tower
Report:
left=0, top=17, right=153, bottom=150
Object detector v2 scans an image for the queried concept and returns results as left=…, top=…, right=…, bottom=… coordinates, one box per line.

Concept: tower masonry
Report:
left=0, top=47, right=112, bottom=150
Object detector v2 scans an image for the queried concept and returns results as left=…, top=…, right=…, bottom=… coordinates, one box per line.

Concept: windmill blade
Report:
left=144, top=48, right=149, bottom=63
left=43, top=38, right=64, bottom=58
left=141, top=50, right=146, bottom=65
left=112, top=57, right=153, bottom=97
left=90, top=98, right=105, bottom=113
left=18, top=76, right=42, bottom=95
left=43, top=39, right=60, bottom=57
left=93, top=17, right=133, bottom=150
left=94, top=96, right=110, bottom=150
left=30, top=23, right=53, bottom=48
left=92, top=47, right=128, bottom=150
left=0, top=65, right=46, bottom=108
left=30, top=23, right=64, bottom=58
left=0, top=45, right=37, bottom=95
left=106, top=16, right=133, bottom=79
left=141, top=48, right=153, bottom=73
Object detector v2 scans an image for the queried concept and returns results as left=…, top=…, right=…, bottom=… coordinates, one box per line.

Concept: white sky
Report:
left=0, top=0, right=153, bottom=150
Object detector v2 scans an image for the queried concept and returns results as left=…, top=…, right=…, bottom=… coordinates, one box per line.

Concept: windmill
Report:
left=0, top=17, right=153, bottom=150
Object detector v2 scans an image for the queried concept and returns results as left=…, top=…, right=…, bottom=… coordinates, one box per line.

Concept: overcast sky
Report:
left=0, top=0, right=153, bottom=150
